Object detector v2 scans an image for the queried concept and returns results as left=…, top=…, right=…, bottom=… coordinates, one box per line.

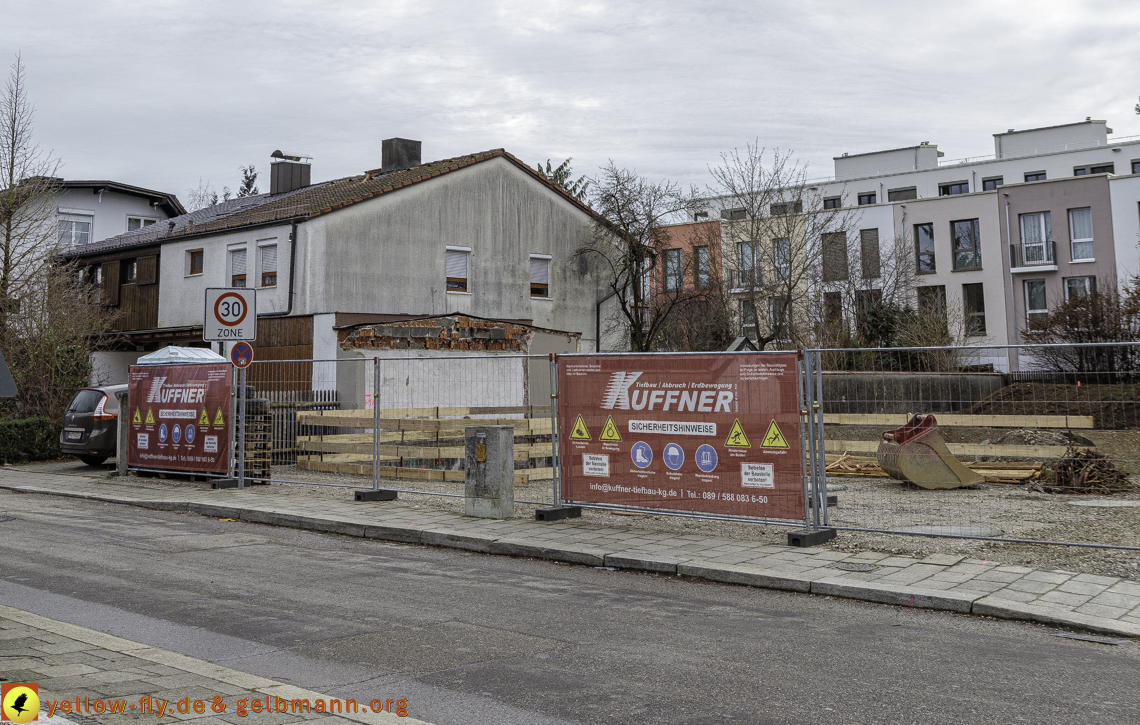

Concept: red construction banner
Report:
left=127, top=363, right=231, bottom=474
left=557, top=353, right=805, bottom=520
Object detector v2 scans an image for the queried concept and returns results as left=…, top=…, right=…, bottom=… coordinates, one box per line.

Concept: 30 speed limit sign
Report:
left=204, top=288, right=257, bottom=341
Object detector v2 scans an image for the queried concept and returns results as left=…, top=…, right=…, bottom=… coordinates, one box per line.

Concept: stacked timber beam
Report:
left=294, top=406, right=554, bottom=487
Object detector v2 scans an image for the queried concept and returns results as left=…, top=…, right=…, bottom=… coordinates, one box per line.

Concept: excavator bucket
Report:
left=877, top=414, right=983, bottom=489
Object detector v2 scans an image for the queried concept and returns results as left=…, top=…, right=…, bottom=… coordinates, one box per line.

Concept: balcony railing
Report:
left=1010, top=241, right=1056, bottom=270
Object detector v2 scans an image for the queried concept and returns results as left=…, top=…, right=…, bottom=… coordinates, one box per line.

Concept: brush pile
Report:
left=1032, top=447, right=1136, bottom=495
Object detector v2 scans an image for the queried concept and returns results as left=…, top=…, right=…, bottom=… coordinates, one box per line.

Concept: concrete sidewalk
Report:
left=0, top=605, right=431, bottom=725
left=2, top=468, right=1139, bottom=639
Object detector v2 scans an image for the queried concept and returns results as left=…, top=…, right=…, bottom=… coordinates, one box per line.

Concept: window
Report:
left=664, top=249, right=682, bottom=291
left=1025, top=279, right=1047, bottom=326
left=939, top=181, right=969, bottom=196
left=127, top=217, right=157, bottom=232
left=887, top=187, right=917, bottom=202
left=770, top=201, right=802, bottom=216
left=694, top=211, right=709, bottom=221
left=821, top=232, right=848, bottom=282
left=1132, top=160, right=1140, bottom=175
left=823, top=292, right=843, bottom=331
left=1065, top=276, right=1096, bottom=300
left=695, top=246, right=710, bottom=289
left=124, top=260, right=137, bottom=284
left=860, top=229, right=880, bottom=279
left=189, top=250, right=204, bottom=276
left=57, top=218, right=91, bottom=246
left=773, top=238, right=791, bottom=282
left=855, top=288, right=882, bottom=316
left=736, top=241, right=758, bottom=287
left=918, top=285, right=947, bottom=322
left=1019, top=212, right=1053, bottom=265
left=740, top=299, right=756, bottom=337
left=951, top=218, right=981, bottom=270
left=963, top=283, right=986, bottom=336
left=91, top=264, right=103, bottom=285
left=1074, top=167, right=1088, bottom=176
left=768, top=297, right=788, bottom=338
left=823, top=197, right=841, bottom=209
left=1024, top=171, right=1047, bottom=182
left=446, top=248, right=469, bottom=292
left=982, top=177, right=1004, bottom=191
left=857, top=192, right=877, bottom=206
left=1068, top=208, right=1094, bottom=261
left=530, top=255, right=551, bottom=297
left=722, top=208, right=747, bottom=221
left=1090, top=164, right=1114, bottom=174
left=915, top=223, right=935, bottom=274
left=260, top=244, right=278, bottom=287
left=229, top=248, right=247, bottom=288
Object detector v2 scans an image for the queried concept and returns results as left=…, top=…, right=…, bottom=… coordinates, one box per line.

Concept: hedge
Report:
left=0, top=417, right=61, bottom=464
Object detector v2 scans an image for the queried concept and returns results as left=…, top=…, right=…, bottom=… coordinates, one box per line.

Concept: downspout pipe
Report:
left=1004, top=199, right=1019, bottom=371
left=261, top=218, right=303, bottom=318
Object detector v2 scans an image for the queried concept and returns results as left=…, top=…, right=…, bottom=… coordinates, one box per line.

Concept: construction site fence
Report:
left=804, top=341, right=1140, bottom=550
left=210, top=344, right=1140, bottom=550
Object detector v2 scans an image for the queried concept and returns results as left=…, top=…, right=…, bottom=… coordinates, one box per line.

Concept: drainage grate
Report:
left=833, top=562, right=878, bottom=572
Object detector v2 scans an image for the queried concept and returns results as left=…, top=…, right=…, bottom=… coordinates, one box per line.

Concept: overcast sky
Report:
left=5, top=0, right=1140, bottom=203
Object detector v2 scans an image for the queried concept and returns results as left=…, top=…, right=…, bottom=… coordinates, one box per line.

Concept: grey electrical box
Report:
left=464, top=426, right=514, bottom=519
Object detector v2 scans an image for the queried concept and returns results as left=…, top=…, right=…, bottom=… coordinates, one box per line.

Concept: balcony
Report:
left=1009, top=241, right=1057, bottom=273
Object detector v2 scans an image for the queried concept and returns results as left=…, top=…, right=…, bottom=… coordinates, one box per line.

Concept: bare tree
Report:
left=578, top=162, right=705, bottom=351
left=655, top=221, right=737, bottom=351
left=186, top=178, right=219, bottom=211
left=1021, top=277, right=1140, bottom=372
left=0, top=54, right=61, bottom=347
left=708, top=144, right=859, bottom=349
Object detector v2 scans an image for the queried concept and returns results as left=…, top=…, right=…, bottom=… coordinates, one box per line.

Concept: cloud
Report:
left=3, top=0, right=1139, bottom=202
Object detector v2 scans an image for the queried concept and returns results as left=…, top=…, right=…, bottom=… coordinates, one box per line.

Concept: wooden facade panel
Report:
left=136, top=255, right=157, bottom=285
left=116, top=282, right=159, bottom=331
left=102, top=262, right=120, bottom=306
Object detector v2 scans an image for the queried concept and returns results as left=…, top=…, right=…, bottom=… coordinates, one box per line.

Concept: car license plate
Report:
left=66, top=431, right=82, bottom=441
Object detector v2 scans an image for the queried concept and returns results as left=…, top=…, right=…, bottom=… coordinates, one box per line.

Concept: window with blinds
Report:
left=260, top=244, right=278, bottom=287
left=530, top=255, right=550, bottom=297
left=230, top=248, right=247, bottom=288
left=446, top=249, right=469, bottom=292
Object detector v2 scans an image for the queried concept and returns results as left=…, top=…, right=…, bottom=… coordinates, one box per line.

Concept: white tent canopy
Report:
left=135, top=346, right=227, bottom=366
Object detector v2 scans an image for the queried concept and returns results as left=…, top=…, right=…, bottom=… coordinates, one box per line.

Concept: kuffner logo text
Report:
left=601, top=372, right=733, bottom=412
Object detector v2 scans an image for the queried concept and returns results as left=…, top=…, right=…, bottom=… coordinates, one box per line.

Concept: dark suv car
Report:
left=59, top=384, right=127, bottom=465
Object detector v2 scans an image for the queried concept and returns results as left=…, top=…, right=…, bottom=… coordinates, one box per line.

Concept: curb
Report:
left=1, top=478, right=1137, bottom=639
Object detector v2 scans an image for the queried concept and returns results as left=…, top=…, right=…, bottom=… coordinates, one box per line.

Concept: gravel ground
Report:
left=16, top=457, right=1140, bottom=580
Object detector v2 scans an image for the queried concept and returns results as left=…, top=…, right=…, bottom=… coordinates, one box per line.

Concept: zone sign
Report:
left=204, top=288, right=257, bottom=341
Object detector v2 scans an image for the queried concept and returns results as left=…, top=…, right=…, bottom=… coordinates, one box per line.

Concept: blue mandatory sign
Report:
left=185, top=424, right=196, bottom=445
left=630, top=441, right=653, bottom=469
left=663, top=442, right=684, bottom=471
left=695, top=444, right=718, bottom=473
left=172, top=424, right=182, bottom=443
left=158, top=424, right=168, bottom=443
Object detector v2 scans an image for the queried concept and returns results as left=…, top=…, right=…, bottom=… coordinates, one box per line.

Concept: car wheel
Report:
left=79, top=455, right=107, bottom=466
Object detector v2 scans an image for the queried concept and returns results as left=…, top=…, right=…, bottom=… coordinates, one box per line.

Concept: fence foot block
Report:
left=356, top=489, right=398, bottom=502
left=535, top=506, right=582, bottom=522
left=787, top=527, right=837, bottom=547
left=211, top=478, right=239, bottom=489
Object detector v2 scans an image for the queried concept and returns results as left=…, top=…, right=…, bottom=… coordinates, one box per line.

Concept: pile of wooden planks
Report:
left=824, top=452, right=1043, bottom=484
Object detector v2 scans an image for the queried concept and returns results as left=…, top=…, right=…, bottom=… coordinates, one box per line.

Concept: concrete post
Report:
left=464, top=426, right=514, bottom=519
left=115, top=390, right=129, bottom=477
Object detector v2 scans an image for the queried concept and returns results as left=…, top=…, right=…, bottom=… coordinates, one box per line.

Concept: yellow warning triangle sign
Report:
left=133, top=408, right=141, bottom=424
left=569, top=414, right=591, bottom=441
left=198, top=408, right=210, bottom=425
left=724, top=418, right=751, bottom=448
left=145, top=409, right=155, bottom=425
left=761, top=419, right=790, bottom=449
left=213, top=408, right=226, bottom=426
left=599, top=415, right=623, bottom=442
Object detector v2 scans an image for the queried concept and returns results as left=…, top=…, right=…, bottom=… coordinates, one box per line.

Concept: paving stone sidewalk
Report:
left=0, top=605, right=430, bottom=725
left=2, top=468, right=1139, bottom=639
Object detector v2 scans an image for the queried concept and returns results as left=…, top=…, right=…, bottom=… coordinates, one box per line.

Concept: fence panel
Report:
left=812, top=342, right=1140, bottom=549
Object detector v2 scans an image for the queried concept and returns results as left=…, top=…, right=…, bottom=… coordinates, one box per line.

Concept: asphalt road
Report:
left=1, top=488, right=1138, bottom=725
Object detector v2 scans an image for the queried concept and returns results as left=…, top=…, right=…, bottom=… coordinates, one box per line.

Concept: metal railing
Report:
left=1009, top=240, right=1056, bottom=269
